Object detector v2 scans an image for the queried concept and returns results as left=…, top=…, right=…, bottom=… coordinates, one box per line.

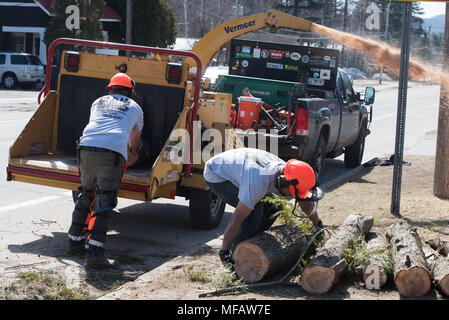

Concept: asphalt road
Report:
left=0, top=81, right=441, bottom=289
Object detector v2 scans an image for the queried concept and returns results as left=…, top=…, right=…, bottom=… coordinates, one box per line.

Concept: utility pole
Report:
left=126, top=0, right=132, bottom=44
left=201, top=0, right=204, bottom=18
left=183, top=0, right=189, bottom=38
left=322, top=0, right=325, bottom=26
left=434, top=3, right=449, bottom=199
left=126, top=0, right=132, bottom=57
left=340, top=0, right=348, bottom=67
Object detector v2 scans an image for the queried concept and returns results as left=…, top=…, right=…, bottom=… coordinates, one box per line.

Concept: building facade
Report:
left=0, top=0, right=121, bottom=64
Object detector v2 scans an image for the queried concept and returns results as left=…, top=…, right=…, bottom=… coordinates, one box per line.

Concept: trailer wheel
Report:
left=344, top=123, right=367, bottom=168
left=189, top=189, right=225, bottom=230
left=311, top=135, right=327, bottom=184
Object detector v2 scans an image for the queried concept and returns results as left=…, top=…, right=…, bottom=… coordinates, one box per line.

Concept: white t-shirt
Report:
left=79, top=94, right=144, bottom=160
left=203, top=148, right=286, bottom=209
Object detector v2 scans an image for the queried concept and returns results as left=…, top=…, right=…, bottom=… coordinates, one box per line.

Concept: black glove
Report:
left=315, top=219, right=324, bottom=229
left=218, top=250, right=235, bottom=265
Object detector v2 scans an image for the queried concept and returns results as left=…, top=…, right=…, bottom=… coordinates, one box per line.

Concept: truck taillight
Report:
left=166, top=63, right=183, bottom=84
left=295, top=107, right=309, bottom=136
left=64, top=51, right=80, bottom=72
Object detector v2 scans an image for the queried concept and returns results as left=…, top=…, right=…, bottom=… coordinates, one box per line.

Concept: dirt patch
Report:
left=101, top=155, right=449, bottom=300
left=321, top=155, right=448, bottom=238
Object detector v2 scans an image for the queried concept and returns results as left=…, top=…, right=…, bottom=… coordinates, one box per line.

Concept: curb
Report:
left=320, top=157, right=379, bottom=192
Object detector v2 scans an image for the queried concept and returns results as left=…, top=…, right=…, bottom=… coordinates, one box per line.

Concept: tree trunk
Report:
left=386, top=221, right=431, bottom=297
left=299, top=214, right=374, bottom=294
left=433, top=3, right=449, bottom=199
left=232, top=223, right=313, bottom=283
left=426, top=237, right=449, bottom=257
left=428, top=254, right=449, bottom=296
left=362, top=232, right=390, bottom=289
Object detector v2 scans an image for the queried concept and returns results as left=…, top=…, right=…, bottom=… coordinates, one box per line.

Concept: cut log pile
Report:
left=229, top=214, right=449, bottom=298
left=299, top=213, right=373, bottom=294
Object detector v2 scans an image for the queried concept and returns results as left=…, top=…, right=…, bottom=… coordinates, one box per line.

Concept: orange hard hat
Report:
left=284, top=159, right=316, bottom=199
left=107, top=73, right=135, bottom=91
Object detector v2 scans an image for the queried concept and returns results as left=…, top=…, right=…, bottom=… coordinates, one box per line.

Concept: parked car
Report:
left=0, top=52, right=45, bottom=89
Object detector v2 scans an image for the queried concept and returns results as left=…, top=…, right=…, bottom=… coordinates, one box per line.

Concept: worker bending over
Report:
left=203, top=148, right=324, bottom=265
left=67, top=73, right=144, bottom=269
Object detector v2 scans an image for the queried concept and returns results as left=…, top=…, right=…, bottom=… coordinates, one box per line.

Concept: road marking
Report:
left=372, top=105, right=433, bottom=123
left=0, top=192, right=72, bottom=213
left=372, top=112, right=395, bottom=122
left=0, top=118, right=29, bottom=123
left=0, top=97, right=35, bottom=100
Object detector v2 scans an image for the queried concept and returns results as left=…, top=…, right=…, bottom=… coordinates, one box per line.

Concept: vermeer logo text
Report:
left=224, top=20, right=256, bottom=33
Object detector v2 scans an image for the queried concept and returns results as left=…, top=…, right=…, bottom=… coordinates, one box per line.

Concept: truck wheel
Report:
left=189, top=189, right=225, bottom=230
left=2, top=73, right=18, bottom=89
left=311, top=136, right=327, bottom=184
left=344, top=123, right=367, bottom=168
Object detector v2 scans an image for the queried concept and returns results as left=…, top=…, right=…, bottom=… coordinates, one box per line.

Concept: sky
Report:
left=418, top=1, right=446, bottom=18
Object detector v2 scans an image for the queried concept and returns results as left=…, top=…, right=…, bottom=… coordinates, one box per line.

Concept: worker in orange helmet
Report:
left=67, top=73, right=144, bottom=269
left=204, top=148, right=324, bottom=266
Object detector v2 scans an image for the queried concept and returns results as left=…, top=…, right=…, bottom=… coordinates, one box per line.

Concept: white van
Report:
left=0, top=52, right=45, bottom=89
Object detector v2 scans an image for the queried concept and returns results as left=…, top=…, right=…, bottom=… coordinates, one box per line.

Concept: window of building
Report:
left=13, top=34, right=25, bottom=53
left=34, top=36, right=40, bottom=57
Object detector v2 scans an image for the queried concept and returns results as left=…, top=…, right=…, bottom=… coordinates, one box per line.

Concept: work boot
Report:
left=84, top=245, right=116, bottom=269
left=67, top=239, right=86, bottom=256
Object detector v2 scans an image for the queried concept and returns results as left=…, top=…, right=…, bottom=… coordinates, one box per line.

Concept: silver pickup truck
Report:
left=291, top=68, right=375, bottom=181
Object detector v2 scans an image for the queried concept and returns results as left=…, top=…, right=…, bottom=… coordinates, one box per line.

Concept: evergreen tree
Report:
left=43, top=0, right=78, bottom=47
left=384, top=1, right=424, bottom=40
left=79, top=0, right=105, bottom=41
left=273, top=0, right=327, bottom=22
left=106, top=0, right=177, bottom=48
left=44, top=0, right=105, bottom=47
left=431, top=32, right=444, bottom=48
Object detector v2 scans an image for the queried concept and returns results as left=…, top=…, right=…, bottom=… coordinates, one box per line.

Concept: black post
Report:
left=391, top=1, right=412, bottom=216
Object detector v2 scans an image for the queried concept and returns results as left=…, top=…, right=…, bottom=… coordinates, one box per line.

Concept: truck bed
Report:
left=9, top=155, right=151, bottom=185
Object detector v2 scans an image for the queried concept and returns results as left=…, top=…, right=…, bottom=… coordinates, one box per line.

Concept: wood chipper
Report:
left=6, top=38, right=240, bottom=230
